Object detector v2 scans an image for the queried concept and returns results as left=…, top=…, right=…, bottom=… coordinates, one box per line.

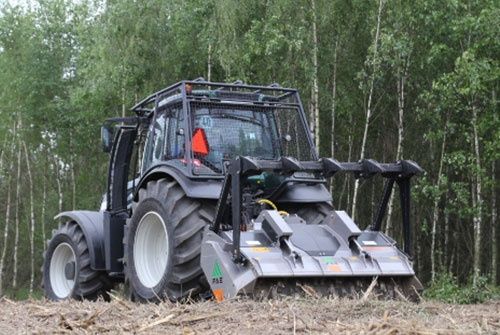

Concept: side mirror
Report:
left=101, top=125, right=114, bottom=153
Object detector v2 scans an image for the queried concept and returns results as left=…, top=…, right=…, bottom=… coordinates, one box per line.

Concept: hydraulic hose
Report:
left=257, top=199, right=289, bottom=216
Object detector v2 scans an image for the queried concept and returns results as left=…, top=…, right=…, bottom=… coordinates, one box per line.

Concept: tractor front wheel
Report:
left=124, top=178, right=214, bottom=302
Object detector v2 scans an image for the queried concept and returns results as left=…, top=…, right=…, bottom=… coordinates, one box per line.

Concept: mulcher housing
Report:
left=44, top=79, right=424, bottom=302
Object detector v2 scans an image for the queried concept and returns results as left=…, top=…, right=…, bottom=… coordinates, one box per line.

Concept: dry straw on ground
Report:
left=0, top=296, right=499, bottom=334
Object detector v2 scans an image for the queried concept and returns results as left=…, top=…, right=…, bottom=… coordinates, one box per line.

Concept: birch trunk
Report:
left=122, top=86, right=126, bottom=118
left=339, top=114, right=354, bottom=210
left=444, top=193, right=450, bottom=270
left=330, top=41, right=338, bottom=195
left=22, top=142, right=36, bottom=295
left=70, top=135, right=76, bottom=210
left=42, top=170, right=47, bottom=252
left=12, top=138, right=21, bottom=288
left=352, top=0, right=384, bottom=220
left=492, top=89, right=498, bottom=283
left=54, top=155, right=63, bottom=218
left=0, top=122, right=16, bottom=295
left=71, top=156, right=76, bottom=210
left=430, top=127, right=447, bottom=281
left=207, top=43, right=212, bottom=82
left=0, top=135, right=6, bottom=173
left=385, top=59, right=408, bottom=234
left=330, top=41, right=338, bottom=159
left=0, top=174, right=12, bottom=296
left=311, top=0, right=320, bottom=150
left=472, top=105, right=483, bottom=284
left=492, top=160, right=497, bottom=284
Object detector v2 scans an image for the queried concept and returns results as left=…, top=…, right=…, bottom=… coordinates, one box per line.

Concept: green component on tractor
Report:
left=246, top=172, right=283, bottom=190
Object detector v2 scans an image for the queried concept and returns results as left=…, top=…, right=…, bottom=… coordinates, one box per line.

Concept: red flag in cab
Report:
left=192, top=128, right=209, bottom=156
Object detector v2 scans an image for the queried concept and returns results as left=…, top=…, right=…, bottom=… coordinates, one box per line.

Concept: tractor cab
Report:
left=134, top=80, right=316, bottom=178
left=98, top=80, right=327, bottom=210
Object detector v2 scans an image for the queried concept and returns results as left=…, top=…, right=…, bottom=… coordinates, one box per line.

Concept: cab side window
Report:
left=141, top=111, right=166, bottom=173
left=141, top=103, right=184, bottom=173
left=153, top=113, right=167, bottom=161
left=165, top=105, right=183, bottom=159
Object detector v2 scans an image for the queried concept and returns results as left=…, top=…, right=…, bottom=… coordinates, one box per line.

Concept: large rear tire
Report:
left=124, top=178, right=214, bottom=302
left=43, top=221, right=112, bottom=301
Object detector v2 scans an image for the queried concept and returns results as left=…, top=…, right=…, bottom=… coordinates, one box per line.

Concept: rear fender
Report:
left=54, top=211, right=105, bottom=271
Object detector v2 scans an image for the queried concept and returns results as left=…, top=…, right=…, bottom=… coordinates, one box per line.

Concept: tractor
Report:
left=42, top=79, right=423, bottom=302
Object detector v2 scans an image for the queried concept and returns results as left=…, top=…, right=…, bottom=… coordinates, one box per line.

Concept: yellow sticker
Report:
left=363, top=246, right=390, bottom=252
left=349, top=256, right=359, bottom=261
left=389, top=256, right=400, bottom=260
left=251, top=247, right=270, bottom=253
left=328, top=264, right=342, bottom=272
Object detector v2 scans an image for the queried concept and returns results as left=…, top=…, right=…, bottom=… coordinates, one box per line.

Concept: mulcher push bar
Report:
left=211, top=156, right=424, bottom=262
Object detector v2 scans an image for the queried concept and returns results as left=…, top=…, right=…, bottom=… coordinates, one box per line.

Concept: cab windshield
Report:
left=141, top=101, right=314, bottom=176
left=191, top=104, right=280, bottom=172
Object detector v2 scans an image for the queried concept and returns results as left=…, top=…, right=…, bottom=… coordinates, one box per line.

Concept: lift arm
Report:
left=211, top=156, right=423, bottom=262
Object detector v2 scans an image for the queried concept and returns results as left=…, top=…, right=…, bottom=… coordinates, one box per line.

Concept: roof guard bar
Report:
left=132, top=81, right=299, bottom=116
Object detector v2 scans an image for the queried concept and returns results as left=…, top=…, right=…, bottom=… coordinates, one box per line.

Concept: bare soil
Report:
left=0, top=296, right=499, bottom=334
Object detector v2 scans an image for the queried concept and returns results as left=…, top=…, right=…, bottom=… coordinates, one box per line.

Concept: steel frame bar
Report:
left=211, top=156, right=423, bottom=262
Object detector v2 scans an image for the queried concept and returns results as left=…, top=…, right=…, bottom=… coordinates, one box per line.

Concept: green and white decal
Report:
left=211, top=261, right=223, bottom=284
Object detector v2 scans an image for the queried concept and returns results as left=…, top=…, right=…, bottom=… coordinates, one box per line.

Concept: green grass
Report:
left=424, top=273, right=500, bottom=304
left=3, top=287, right=44, bottom=300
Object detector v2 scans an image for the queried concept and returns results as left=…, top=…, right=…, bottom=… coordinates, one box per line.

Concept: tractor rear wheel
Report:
left=124, top=178, right=214, bottom=302
left=43, top=221, right=112, bottom=301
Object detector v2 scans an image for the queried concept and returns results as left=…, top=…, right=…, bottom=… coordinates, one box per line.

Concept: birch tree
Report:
left=430, top=121, right=448, bottom=281
left=0, top=122, right=16, bottom=295
left=492, top=160, right=497, bottom=283
left=22, top=142, right=35, bottom=294
left=351, top=0, right=384, bottom=220
left=330, top=40, right=338, bottom=160
left=471, top=105, right=483, bottom=284
left=12, top=136, right=21, bottom=288
left=310, top=0, right=320, bottom=150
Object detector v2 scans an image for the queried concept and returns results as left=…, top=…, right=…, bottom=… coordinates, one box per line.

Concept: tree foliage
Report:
left=0, top=0, right=498, bottom=296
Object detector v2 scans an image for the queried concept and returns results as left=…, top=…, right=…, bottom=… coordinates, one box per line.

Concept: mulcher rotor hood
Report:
left=201, top=156, right=424, bottom=301
left=202, top=209, right=422, bottom=301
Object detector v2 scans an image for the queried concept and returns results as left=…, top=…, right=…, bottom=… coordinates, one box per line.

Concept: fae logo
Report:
left=211, top=261, right=223, bottom=285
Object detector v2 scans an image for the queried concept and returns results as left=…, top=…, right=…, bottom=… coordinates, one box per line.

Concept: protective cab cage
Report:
left=131, top=78, right=306, bottom=117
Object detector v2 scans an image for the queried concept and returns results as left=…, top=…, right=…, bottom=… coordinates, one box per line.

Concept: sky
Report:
left=4, top=0, right=84, bottom=9
left=6, top=0, right=25, bottom=5
left=5, top=0, right=30, bottom=8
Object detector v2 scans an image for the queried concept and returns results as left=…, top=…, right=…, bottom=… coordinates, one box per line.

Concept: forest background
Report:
left=0, top=0, right=497, bottom=300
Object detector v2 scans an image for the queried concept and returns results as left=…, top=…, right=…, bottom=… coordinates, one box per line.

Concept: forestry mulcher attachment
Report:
left=42, top=79, right=423, bottom=302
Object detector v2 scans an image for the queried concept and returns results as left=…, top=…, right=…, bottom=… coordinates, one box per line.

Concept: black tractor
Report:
left=43, top=79, right=423, bottom=302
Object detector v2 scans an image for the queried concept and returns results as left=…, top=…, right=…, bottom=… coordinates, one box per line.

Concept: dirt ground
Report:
left=0, top=296, right=499, bottom=335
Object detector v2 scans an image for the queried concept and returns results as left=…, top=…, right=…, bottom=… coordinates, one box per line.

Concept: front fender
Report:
left=135, top=165, right=222, bottom=201
left=54, top=210, right=105, bottom=270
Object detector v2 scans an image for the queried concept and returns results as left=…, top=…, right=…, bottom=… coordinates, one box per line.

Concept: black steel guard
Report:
left=210, top=156, right=423, bottom=262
